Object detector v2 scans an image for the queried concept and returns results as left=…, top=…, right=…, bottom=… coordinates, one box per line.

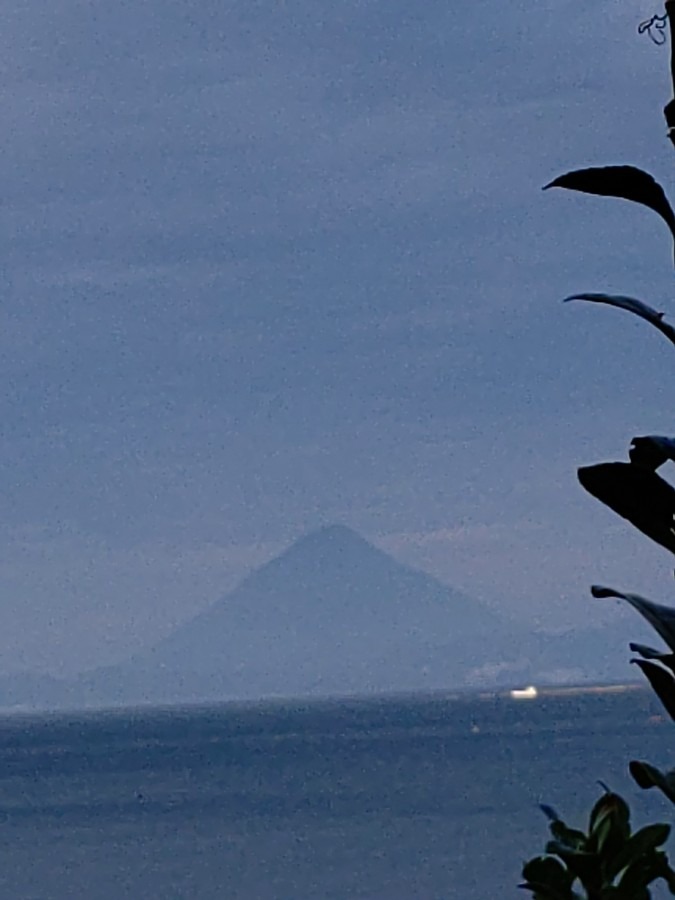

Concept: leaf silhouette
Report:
left=629, top=642, right=675, bottom=673
left=591, top=585, right=675, bottom=653
left=563, top=294, right=675, bottom=348
left=606, top=823, right=671, bottom=882
left=544, top=166, right=675, bottom=258
left=629, top=761, right=675, bottom=805
left=629, top=435, right=675, bottom=471
left=578, top=462, right=675, bottom=554
left=540, top=804, right=561, bottom=823
left=631, top=659, right=675, bottom=720
left=520, top=856, right=572, bottom=899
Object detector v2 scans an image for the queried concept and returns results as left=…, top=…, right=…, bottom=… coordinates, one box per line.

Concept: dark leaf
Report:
left=578, top=462, right=675, bottom=555
left=544, top=841, right=601, bottom=887
left=630, top=642, right=669, bottom=658
left=589, top=791, right=630, bottom=836
left=550, top=819, right=587, bottom=851
left=517, top=881, right=573, bottom=900
left=629, top=760, right=675, bottom=805
left=631, top=659, right=675, bottom=720
left=540, top=804, right=561, bottom=822
left=606, top=823, right=671, bottom=881
left=544, top=166, right=675, bottom=260
left=616, top=851, right=673, bottom=897
left=588, top=792, right=630, bottom=860
left=563, top=295, right=675, bottom=348
left=629, top=643, right=675, bottom=673
left=630, top=435, right=675, bottom=471
left=591, top=585, right=675, bottom=653
left=522, top=856, right=573, bottom=892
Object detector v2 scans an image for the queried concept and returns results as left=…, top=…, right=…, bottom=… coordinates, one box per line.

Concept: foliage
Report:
left=521, top=3, right=675, bottom=896
left=521, top=790, right=675, bottom=899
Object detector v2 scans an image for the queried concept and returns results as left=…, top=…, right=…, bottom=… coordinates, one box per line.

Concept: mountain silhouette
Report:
left=130, top=523, right=512, bottom=700
left=54, top=523, right=518, bottom=706
left=0, top=525, right=649, bottom=710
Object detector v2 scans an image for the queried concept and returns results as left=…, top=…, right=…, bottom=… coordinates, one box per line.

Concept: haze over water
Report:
left=0, top=689, right=670, bottom=900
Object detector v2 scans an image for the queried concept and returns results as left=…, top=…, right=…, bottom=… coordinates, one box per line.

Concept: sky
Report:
left=3, top=0, right=675, bottom=676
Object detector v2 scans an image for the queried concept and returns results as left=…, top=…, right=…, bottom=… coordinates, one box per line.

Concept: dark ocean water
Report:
left=0, top=689, right=672, bottom=899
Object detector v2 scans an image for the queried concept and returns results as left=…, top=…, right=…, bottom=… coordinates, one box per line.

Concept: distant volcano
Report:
left=0, top=525, right=649, bottom=710
left=134, top=523, right=513, bottom=698
left=66, top=523, right=517, bottom=706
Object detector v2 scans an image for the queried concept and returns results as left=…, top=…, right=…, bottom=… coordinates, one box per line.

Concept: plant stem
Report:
left=664, top=0, right=675, bottom=145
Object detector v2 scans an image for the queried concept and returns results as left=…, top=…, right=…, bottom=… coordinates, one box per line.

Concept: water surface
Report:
left=0, top=688, right=670, bottom=899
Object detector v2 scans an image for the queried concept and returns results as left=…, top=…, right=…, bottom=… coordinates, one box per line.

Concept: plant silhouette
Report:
left=521, top=3, right=675, bottom=896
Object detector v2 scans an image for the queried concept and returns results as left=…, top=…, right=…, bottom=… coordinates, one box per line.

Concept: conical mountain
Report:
left=71, top=524, right=514, bottom=705
left=142, top=523, right=510, bottom=697
left=0, top=525, right=649, bottom=710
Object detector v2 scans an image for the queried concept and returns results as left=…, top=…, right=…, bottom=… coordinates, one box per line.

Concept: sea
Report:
left=0, top=688, right=672, bottom=900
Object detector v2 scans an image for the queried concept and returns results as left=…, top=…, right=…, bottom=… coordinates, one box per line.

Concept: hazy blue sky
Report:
left=3, top=0, right=675, bottom=675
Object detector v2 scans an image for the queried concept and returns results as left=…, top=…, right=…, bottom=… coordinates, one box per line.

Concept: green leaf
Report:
left=522, top=856, right=573, bottom=891
left=588, top=792, right=630, bottom=856
left=616, top=851, right=673, bottom=897
left=606, top=823, right=671, bottom=880
left=545, top=841, right=601, bottom=889
left=550, top=819, right=587, bottom=851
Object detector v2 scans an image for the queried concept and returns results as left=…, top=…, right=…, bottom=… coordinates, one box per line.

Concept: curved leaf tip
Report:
left=591, top=585, right=623, bottom=599
left=545, top=164, right=675, bottom=265
left=563, top=293, right=675, bottom=345
left=539, top=803, right=560, bottom=822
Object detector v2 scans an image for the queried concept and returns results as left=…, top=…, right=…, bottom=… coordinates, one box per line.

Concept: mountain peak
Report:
left=261, top=523, right=400, bottom=580
left=290, top=523, right=371, bottom=553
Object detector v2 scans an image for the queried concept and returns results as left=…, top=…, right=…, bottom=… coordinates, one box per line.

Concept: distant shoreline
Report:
left=0, top=679, right=649, bottom=720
